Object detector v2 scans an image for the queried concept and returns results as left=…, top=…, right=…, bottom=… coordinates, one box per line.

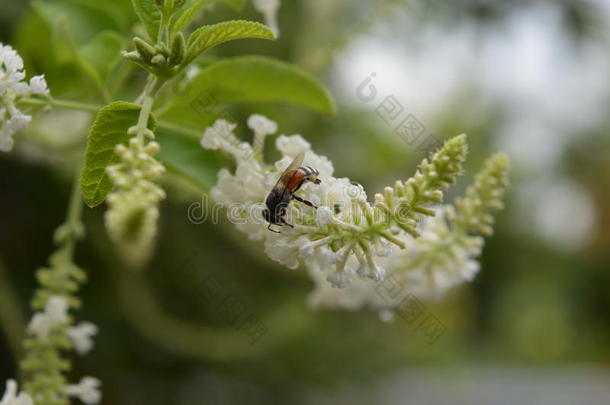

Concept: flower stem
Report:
left=135, top=76, right=160, bottom=143
left=61, top=168, right=85, bottom=259
left=20, top=97, right=102, bottom=113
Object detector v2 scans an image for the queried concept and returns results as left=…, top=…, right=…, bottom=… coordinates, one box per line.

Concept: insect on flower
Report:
left=263, top=152, right=321, bottom=232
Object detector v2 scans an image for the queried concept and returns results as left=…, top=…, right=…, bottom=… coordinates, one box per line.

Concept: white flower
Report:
left=275, top=134, right=310, bottom=157
left=295, top=236, right=315, bottom=258
left=304, top=244, right=340, bottom=272
left=253, top=0, right=280, bottom=37
left=66, top=377, right=101, bottom=405
left=356, top=260, right=386, bottom=282
left=249, top=114, right=278, bottom=155
left=248, top=113, right=277, bottom=137
left=264, top=234, right=300, bottom=269
left=68, top=322, right=98, bottom=355
left=201, top=119, right=254, bottom=162
left=326, top=269, right=353, bottom=288
left=375, top=239, right=394, bottom=257
left=29, top=75, right=49, bottom=95
left=316, top=206, right=333, bottom=226
left=27, top=295, right=69, bottom=340
left=200, top=119, right=237, bottom=149
left=314, top=176, right=363, bottom=208
left=6, top=107, right=31, bottom=133
left=0, top=380, right=33, bottom=405
left=0, top=106, right=32, bottom=152
left=0, top=44, right=25, bottom=95
left=1, top=43, right=50, bottom=152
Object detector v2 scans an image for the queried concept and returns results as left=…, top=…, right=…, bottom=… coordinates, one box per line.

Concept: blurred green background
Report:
left=1, top=0, right=609, bottom=403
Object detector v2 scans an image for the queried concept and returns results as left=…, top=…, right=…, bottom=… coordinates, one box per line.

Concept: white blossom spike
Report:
left=201, top=116, right=507, bottom=310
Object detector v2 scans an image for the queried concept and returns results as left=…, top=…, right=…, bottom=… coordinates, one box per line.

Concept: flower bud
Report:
left=129, top=137, right=141, bottom=148
left=133, top=37, right=156, bottom=62
left=151, top=54, right=166, bottom=66
left=121, top=50, right=144, bottom=64
left=168, top=32, right=186, bottom=66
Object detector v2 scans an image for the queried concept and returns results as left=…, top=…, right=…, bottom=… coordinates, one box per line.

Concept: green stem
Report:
left=21, top=96, right=102, bottom=113
left=134, top=76, right=167, bottom=144
left=62, top=168, right=85, bottom=258
left=135, top=78, right=157, bottom=142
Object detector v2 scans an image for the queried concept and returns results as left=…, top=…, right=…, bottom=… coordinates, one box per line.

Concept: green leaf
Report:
left=156, top=132, right=222, bottom=190
left=132, top=0, right=162, bottom=41
left=170, top=0, right=247, bottom=34
left=52, top=15, right=77, bottom=66
left=184, top=20, right=275, bottom=65
left=47, top=17, right=116, bottom=101
left=79, top=31, right=125, bottom=82
left=81, top=102, right=156, bottom=207
left=33, top=0, right=126, bottom=45
left=161, top=56, right=336, bottom=126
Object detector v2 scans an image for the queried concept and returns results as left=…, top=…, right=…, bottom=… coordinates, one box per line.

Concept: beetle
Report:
left=262, top=152, right=321, bottom=232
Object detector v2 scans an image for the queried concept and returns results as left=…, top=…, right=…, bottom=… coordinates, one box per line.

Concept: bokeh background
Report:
left=1, top=0, right=609, bottom=404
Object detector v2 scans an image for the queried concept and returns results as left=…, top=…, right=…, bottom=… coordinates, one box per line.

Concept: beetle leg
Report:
left=292, top=194, right=318, bottom=209
left=267, top=224, right=281, bottom=233
left=277, top=215, right=295, bottom=228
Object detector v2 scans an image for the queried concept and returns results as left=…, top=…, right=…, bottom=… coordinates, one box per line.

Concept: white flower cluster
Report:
left=27, top=295, right=98, bottom=355
left=308, top=154, right=509, bottom=312
left=306, top=209, right=483, bottom=311
left=202, top=116, right=457, bottom=292
left=0, top=380, right=32, bottom=405
left=105, top=136, right=166, bottom=267
left=0, top=43, right=49, bottom=152
left=253, top=0, right=281, bottom=36
left=201, top=115, right=509, bottom=313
